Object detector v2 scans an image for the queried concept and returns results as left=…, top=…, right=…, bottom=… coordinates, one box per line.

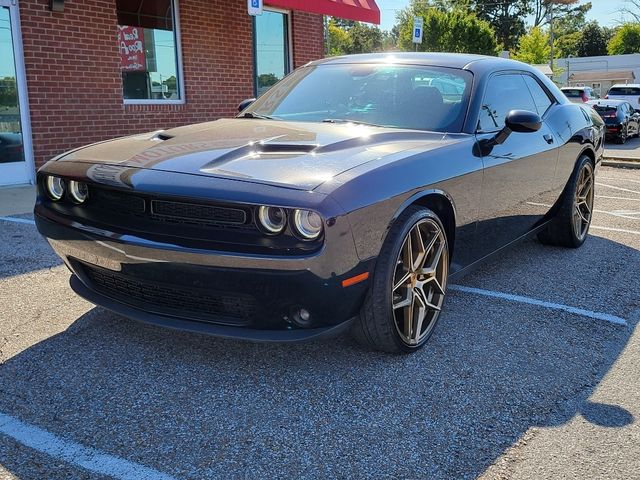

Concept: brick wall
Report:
left=291, top=11, right=325, bottom=67
left=18, top=0, right=324, bottom=168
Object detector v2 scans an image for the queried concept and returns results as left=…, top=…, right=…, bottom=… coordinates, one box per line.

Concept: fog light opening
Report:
left=290, top=306, right=313, bottom=328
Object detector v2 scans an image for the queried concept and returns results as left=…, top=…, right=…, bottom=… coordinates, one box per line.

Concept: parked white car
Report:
left=561, top=86, right=598, bottom=103
left=605, top=84, right=640, bottom=111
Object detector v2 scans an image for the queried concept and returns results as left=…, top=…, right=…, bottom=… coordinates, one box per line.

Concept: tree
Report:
left=0, top=77, right=18, bottom=107
left=608, top=23, right=640, bottom=54
left=620, top=0, right=640, bottom=22
left=575, top=21, right=608, bottom=56
left=531, top=0, right=589, bottom=28
left=396, top=3, right=497, bottom=55
left=466, top=0, right=531, bottom=50
left=327, top=20, right=350, bottom=56
left=554, top=31, right=581, bottom=58
left=514, top=27, right=551, bottom=64
left=347, top=22, right=384, bottom=54
left=326, top=18, right=383, bottom=55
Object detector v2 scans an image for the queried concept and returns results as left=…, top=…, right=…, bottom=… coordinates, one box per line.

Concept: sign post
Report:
left=412, top=17, right=423, bottom=50
left=248, top=0, right=263, bottom=16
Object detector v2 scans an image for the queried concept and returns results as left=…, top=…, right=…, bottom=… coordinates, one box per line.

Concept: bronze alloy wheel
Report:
left=573, top=161, right=594, bottom=242
left=391, top=218, right=448, bottom=347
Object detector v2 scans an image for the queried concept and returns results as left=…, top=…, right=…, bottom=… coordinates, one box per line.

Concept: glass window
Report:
left=254, top=11, right=289, bottom=97
left=0, top=7, right=25, bottom=165
left=523, top=75, right=553, bottom=116
left=245, top=64, right=473, bottom=133
left=117, top=0, right=181, bottom=101
left=478, top=74, right=537, bottom=132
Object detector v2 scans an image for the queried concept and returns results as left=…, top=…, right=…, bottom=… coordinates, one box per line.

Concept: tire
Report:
left=537, top=155, right=594, bottom=248
left=352, top=206, right=449, bottom=353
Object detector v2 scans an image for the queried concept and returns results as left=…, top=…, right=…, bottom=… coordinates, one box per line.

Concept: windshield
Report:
left=243, top=64, right=473, bottom=133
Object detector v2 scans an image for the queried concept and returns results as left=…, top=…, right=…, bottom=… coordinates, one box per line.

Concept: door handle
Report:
left=543, top=134, right=554, bottom=144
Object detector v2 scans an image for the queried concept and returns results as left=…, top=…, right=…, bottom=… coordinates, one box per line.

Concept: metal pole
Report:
left=549, top=3, right=554, bottom=74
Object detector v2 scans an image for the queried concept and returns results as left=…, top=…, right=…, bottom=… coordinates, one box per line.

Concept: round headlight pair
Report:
left=256, top=206, right=323, bottom=240
left=44, top=175, right=88, bottom=203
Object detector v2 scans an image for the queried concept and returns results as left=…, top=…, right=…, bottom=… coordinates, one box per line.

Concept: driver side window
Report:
left=478, top=74, right=537, bottom=132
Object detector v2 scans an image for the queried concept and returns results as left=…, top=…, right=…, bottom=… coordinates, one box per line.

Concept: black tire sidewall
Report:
left=369, top=206, right=448, bottom=353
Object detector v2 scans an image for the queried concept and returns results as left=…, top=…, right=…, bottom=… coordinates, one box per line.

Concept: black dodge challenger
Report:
left=35, top=53, right=604, bottom=353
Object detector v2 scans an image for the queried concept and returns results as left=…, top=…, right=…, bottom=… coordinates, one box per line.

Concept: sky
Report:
left=376, top=0, right=632, bottom=31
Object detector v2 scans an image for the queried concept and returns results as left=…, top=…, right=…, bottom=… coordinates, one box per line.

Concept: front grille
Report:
left=150, top=200, right=247, bottom=227
left=82, top=263, right=255, bottom=326
left=90, top=188, right=146, bottom=215
left=86, top=186, right=253, bottom=231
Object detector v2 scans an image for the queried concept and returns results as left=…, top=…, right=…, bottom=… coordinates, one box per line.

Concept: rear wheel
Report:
left=537, top=155, right=594, bottom=248
left=353, top=206, right=449, bottom=353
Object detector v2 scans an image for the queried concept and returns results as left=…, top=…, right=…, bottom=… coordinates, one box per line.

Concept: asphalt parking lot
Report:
left=0, top=165, right=639, bottom=480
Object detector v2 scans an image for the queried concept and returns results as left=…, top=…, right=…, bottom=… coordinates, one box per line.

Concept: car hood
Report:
left=60, top=118, right=461, bottom=190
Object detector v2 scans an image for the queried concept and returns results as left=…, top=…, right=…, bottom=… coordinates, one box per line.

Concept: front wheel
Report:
left=538, top=155, right=594, bottom=248
left=353, top=206, right=449, bottom=353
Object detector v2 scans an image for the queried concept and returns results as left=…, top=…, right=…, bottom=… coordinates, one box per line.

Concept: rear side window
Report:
left=523, top=75, right=553, bottom=115
left=478, top=74, right=537, bottom=131
left=608, top=87, right=640, bottom=96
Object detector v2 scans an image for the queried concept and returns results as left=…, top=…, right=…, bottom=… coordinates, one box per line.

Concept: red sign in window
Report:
left=118, top=26, right=146, bottom=72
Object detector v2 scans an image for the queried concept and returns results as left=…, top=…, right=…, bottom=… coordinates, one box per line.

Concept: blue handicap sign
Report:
left=251, top=0, right=260, bottom=7
left=414, top=28, right=421, bottom=37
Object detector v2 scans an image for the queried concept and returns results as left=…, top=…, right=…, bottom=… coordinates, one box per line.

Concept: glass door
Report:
left=0, top=1, right=33, bottom=185
left=253, top=10, right=290, bottom=97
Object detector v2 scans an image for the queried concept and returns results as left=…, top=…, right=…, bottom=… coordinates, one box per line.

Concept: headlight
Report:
left=257, top=206, right=286, bottom=234
left=68, top=180, right=88, bottom=204
left=45, top=175, right=65, bottom=201
left=293, top=209, right=323, bottom=240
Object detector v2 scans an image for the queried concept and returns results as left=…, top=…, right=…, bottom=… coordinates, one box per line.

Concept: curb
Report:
left=602, top=159, right=640, bottom=169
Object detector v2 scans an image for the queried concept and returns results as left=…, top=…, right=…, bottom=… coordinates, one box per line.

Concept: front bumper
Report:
left=35, top=205, right=372, bottom=342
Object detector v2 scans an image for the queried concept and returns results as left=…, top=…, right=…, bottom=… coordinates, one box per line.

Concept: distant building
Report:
left=555, top=54, right=640, bottom=97
left=533, top=64, right=553, bottom=78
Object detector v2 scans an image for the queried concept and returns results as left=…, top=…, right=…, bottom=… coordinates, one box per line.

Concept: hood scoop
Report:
left=200, top=143, right=319, bottom=172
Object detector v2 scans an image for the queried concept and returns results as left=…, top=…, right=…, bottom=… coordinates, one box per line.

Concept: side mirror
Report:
left=238, top=98, right=256, bottom=112
left=490, top=110, right=542, bottom=146
left=505, top=109, right=542, bottom=133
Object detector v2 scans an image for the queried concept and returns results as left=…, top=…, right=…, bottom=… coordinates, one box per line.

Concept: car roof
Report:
left=562, top=86, right=590, bottom=90
left=307, top=52, right=535, bottom=71
left=587, top=99, right=627, bottom=107
left=609, top=83, right=640, bottom=88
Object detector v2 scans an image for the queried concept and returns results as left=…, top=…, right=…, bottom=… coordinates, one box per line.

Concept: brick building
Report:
left=0, top=0, right=380, bottom=186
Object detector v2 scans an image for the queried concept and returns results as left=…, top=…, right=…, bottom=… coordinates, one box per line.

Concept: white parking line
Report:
left=596, top=182, right=640, bottom=196
left=591, top=225, right=640, bottom=236
left=596, top=195, right=640, bottom=202
left=598, top=177, right=640, bottom=185
left=449, top=285, right=627, bottom=326
left=0, top=412, right=177, bottom=480
left=0, top=216, right=35, bottom=225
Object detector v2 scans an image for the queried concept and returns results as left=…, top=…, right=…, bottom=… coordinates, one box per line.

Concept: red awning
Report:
left=265, top=0, right=380, bottom=24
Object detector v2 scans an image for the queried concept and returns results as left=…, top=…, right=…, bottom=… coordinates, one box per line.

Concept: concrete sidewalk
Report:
left=604, top=137, right=640, bottom=162
left=0, top=185, right=36, bottom=217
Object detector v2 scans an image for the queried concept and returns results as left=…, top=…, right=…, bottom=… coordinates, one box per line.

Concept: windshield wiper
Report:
left=240, top=112, right=279, bottom=120
left=322, top=118, right=385, bottom=127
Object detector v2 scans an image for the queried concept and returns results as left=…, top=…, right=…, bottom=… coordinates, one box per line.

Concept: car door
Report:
left=474, top=72, right=559, bottom=258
